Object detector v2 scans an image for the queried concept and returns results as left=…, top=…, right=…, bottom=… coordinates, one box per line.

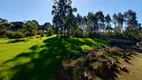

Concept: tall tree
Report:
left=117, top=12, right=124, bottom=31
left=52, top=0, right=73, bottom=34
left=123, top=11, right=128, bottom=29
left=65, top=7, right=77, bottom=36
left=80, top=16, right=88, bottom=32
left=113, top=13, right=117, bottom=28
left=125, top=10, right=138, bottom=30
left=25, top=20, right=38, bottom=37
left=87, top=12, right=95, bottom=32
left=105, top=14, right=112, bottom=31
left=96, top=11, right=104, bottom=31
left=76, top=13, right=82, bottom=27
left=42, top=22, right=51, bottom=31
left=87, top=12, right=98, bottom=33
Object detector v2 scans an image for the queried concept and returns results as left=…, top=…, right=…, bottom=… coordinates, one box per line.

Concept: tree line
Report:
left=52, top=0, right=142, bottom=41
left=0, top=0, right=142, bottom=41
left=0, top=18, right=54, bottom=38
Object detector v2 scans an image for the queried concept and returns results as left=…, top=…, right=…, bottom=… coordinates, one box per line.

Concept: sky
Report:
left=0, top=0, right=142, bottom=24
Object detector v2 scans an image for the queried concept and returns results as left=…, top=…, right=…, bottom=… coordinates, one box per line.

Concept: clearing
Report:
left=0, top=35, right=108, bottom=80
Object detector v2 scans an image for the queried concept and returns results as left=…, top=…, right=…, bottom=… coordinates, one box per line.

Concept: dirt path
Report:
left=117, top=53, right=142, bottom=80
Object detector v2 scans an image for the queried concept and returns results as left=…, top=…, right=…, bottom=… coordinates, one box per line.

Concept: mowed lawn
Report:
left=0, top=36, right=108, bottom=80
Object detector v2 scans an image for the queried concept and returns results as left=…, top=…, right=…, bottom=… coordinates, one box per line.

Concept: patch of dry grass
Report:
left=117, top=53, right=142, bottom=80
left=57, top=47, right=142, bottom=80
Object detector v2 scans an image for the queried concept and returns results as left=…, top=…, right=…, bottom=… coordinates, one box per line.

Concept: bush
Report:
left=25, top=30, right=37, bottom=37
left=83, top=31, right=89, bottom=38
left=0, top=30, right=6, bottom=36
left=74, top=27, right=83, bottom=37
left=31, top=30, right=37, bottom=36
left=8, top=31, right=25, bottom=38
left=123, top=29, right=142, bottom=41
left=37, top=30, right=44, bottom=37
left=47, top=27, right=53, bottom=36
left=25, top=31, right=33, bottom=37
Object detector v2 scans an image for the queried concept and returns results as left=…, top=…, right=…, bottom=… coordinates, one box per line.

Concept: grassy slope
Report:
left=117, top=53, right=142, bottom=80
left=0, top=37, right=45, bottom=64
left=0, top=36, right=108, bottom=80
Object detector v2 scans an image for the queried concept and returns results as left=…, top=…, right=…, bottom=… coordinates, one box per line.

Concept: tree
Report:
left=96, top=11, right=104, bottom=31
left=113, top=13, right=117, bottom=28
left=137, top=23, right=141, bottom=29
left=87, top=12, right=94, bottom=33
left=0, top=22, right=12, bottom=36
left=32, top=20, right=39, bottom=27
left=74, top=27, right=83, bottom=37
left=105, top=14, right=112, bottom=32
left=25, top=20, right=38, bottom=37
left=10, top=22, right=25, bottom=31
left=65, top=7, right=77, bottom=36
left=117, top=12, right=124, bottom=32
left=76, top=13, right=82, bottom=27
left=124, top=11, right=128, bottom=29
left=47, top=27, right=54, bottom=36
left=42, top=22, right=52, bottom=31
left=0, top=18, right=8, bottom=23
left=82, top=16, right=88, bottom=32
left=52, top=0, right=73, bottom=35
left=124, top=10, right=139, bottom=41
left=125, top=10, right=138, bottom=30
left=87, top=12, right=98, bottom=33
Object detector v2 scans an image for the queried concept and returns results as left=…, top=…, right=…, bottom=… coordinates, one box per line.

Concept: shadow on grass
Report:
left=7, top=39, right=27, bottom=43
left=1, top=36, right=108, bottom=80
left=96, top=69, right=118, bottom=80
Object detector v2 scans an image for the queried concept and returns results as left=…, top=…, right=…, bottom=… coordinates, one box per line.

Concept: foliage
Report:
left=83, top=30, right=89, bottom=38
left=25, top=30, right=37, bottom=37
left=0, top=1, right=142, bottom=41
left=47, top=27, right=54, bottom=36
left=74, top=27, right=83, bottom=37
left=52, top=0, right=77, bottom=35
left=37, top=30, right=45, bottom=37
left=8, top=31, right=25, bottom=38
left=124, top=28, right=142, bottom=41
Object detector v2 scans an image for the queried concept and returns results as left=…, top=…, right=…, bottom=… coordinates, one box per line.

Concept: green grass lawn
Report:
left=0, top=36, right=108, bottom=80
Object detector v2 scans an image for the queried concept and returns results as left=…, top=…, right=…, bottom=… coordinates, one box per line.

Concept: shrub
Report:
left=74, top=27, right=83, bottom=37
left=47, top=27, right=53, bottom=36
left=31, top=30, right=37, bottom=36
left=25, top=31, right=31, bottom=37
left=83, top=31, right=89, bottom=38
left=25, top=30, right=37, bottom=37
left=8, top=31, right=25, bottom=38
left=0, top=30, right=6, bottom=36
left=37, top=30, right=44, bottom=37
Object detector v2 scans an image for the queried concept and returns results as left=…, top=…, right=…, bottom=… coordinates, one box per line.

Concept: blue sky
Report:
left=0, top=0, right=142, bottom=24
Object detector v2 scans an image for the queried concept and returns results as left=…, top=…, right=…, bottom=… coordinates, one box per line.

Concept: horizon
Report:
left=0, top=0, right=142, bottom=24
